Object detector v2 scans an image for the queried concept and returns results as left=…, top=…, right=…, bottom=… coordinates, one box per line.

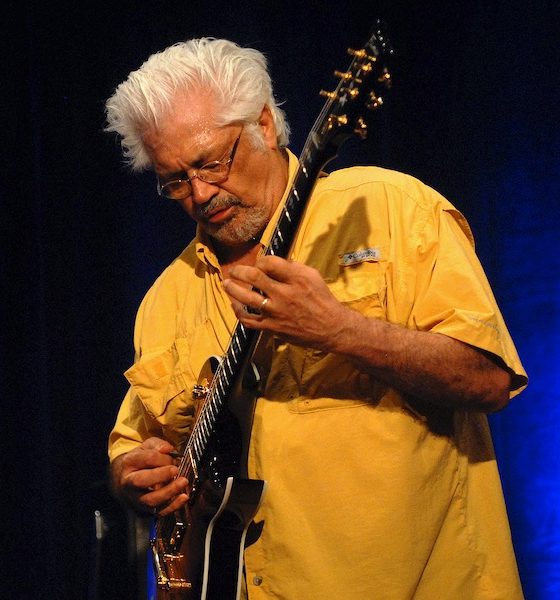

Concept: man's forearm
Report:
left=329, top=307, right=511, bottom=412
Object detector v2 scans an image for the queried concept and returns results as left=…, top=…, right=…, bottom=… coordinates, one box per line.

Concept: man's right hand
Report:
left=110, top=437, right=189, bottom=517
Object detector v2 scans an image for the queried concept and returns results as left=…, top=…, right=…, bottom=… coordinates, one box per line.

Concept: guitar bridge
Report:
left=151, top=538, right=192, bottom=591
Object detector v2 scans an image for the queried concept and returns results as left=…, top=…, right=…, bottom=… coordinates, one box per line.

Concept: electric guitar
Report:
left=151, top=22, right=393, bottom=599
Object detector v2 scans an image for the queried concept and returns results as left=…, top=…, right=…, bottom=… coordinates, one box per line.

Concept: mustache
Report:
left=196, top=195, right=242, bottom=218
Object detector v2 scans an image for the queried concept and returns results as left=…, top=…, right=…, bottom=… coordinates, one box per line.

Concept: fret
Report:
left=224, top=355, right=234, bottom=376
left=202, top=418, right=210, bottom=439
left=218, top=376, right=226, bottom=397
left=209, top=400, right=217, bottom=419
left=192, top=437, right=201, bottom=461
left=188, top=448, right=199, bottom=480
left=309, top=131, right=320, bottom=149
left=200, top=417, right=209, bottom=439
left=284, top=206, right=292, bottom=222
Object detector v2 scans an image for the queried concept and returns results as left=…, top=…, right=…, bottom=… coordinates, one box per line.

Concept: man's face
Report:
left=142, top=90, right=287, bottom=247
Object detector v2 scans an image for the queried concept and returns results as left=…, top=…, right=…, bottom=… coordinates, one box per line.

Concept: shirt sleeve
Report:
left=408, top=199, right=528, bottom=397
left=108, top=384, right=156, bottom=462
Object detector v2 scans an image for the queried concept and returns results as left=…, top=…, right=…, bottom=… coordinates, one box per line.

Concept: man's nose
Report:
left=190, top=177, right=220, bottom=204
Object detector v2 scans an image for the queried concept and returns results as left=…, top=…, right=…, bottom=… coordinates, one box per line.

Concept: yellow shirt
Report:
left=109, top=150, right=527, bottom=599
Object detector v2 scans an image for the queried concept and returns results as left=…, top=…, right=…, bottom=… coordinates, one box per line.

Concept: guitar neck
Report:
left=180, top=148, right=327, bottom=480
left=179, top=21, right=393, bottom=481
left=266, top=147, right=329, bottom=259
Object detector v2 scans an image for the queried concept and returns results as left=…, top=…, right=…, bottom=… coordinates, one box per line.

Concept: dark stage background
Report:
left=3, top=2, right=559, bottom=598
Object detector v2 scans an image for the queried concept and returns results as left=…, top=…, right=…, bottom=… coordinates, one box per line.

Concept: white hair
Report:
left=104, top=38, right=290, bottom=171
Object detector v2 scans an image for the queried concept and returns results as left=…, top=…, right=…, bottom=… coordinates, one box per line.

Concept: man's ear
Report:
left=258, top=104, right=278, bottom=149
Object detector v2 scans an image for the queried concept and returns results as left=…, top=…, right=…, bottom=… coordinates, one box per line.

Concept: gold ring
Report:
left=245, top=296, right=269, bottom=315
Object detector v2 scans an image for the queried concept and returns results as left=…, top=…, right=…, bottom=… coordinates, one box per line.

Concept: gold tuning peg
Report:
left=347, top=48, right=377, bottom=63
left=326, top=114, right=349, bottom=130
left=367, top=92, right=384, bottom=110
left=377, top=69, right=392, bottom=88
left=353, top=117, right=368, bottom=140
left=334, top=70, right=352, bottom=80
left=320, top=90, right=338, bottom=100
left=335, top=70, right=363, bottom=84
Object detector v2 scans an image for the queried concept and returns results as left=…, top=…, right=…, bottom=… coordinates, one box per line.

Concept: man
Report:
left=105, top=38, right=527, bottom=599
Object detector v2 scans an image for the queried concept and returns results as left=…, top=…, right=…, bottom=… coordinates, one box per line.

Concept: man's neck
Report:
left=213, top=238, right=262, bottom=280
left=215, top=237, right=261, bottom=262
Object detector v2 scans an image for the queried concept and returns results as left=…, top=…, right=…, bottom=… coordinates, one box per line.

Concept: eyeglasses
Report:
left=156, top=127, right=243, bottom=200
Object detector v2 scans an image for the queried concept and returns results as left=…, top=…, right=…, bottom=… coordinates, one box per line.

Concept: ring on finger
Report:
left=245, top=296, right=269, bottom=316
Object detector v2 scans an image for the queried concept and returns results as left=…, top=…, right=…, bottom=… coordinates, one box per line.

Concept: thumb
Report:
left=142, top=437, right=174, bottom=453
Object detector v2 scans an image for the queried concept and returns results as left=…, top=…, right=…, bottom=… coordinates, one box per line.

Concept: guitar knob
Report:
left=319, top=89, right=338, bottom=100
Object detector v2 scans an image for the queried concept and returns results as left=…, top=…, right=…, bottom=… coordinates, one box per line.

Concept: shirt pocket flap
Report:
left=124, top=342, right=189, bottom=419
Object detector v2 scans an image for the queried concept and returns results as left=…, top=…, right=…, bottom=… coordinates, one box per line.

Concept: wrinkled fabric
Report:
left=109, top=150, right=527, bottom=599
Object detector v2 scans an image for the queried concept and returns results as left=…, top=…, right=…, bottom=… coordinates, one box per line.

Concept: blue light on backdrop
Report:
left=486, top=145, right=560, bottom=599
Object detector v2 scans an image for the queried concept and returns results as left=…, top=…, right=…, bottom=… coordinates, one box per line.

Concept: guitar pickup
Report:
left=159, top=511, right=188, bottom=553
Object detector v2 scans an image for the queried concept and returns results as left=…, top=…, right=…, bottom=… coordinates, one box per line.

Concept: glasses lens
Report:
left=198, top=161, right=230, bottom=184
left=160, top=179, right=191, bottom=200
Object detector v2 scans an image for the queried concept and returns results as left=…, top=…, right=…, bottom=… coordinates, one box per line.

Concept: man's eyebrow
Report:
left=159, top=154, right=206, bottom=180
left=158, top=168, right=187, bottom=181
left=158, top=138, right=226, bottom=179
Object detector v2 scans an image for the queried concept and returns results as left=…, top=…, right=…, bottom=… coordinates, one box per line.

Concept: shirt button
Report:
left=253, top=576, right=263, bottom=586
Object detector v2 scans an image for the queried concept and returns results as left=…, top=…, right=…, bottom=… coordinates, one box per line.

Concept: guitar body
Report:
left=150, top=21, right=393, bottom=599
left=153, top=476, right=267, bottom=600
left=153, top=358, right=266, bottom=600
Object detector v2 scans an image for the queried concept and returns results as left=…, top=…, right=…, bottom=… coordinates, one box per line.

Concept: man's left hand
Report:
left=223, top=255, right=351, bottom=352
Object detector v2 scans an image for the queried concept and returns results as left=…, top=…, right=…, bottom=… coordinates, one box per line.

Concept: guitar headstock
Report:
left=313, top=20, right=394, bottom=153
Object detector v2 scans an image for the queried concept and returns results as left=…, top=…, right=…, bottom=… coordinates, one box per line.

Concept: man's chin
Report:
left=208, top=222, right=266, bottom=246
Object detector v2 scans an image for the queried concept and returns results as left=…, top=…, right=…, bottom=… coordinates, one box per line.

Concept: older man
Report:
left=105, top=38, right=527, bottom=599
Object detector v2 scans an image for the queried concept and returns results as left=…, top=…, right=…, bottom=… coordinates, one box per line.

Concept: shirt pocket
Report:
left=124, top=320, right=225, bottom=449
left=325, top=260, right=387, bottom=312
left=287, top=266, right=388, bottom=413
left=125, top=340, right=190, bottom=419
left=124, top=339, right=195, bottom=448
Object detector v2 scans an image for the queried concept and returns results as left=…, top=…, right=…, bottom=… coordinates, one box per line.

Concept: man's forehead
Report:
left=168, top=88, right=218, bottom=129
left=144, top=90, right=217, bottom=138
left=142, top=91, right=235, bottom=175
